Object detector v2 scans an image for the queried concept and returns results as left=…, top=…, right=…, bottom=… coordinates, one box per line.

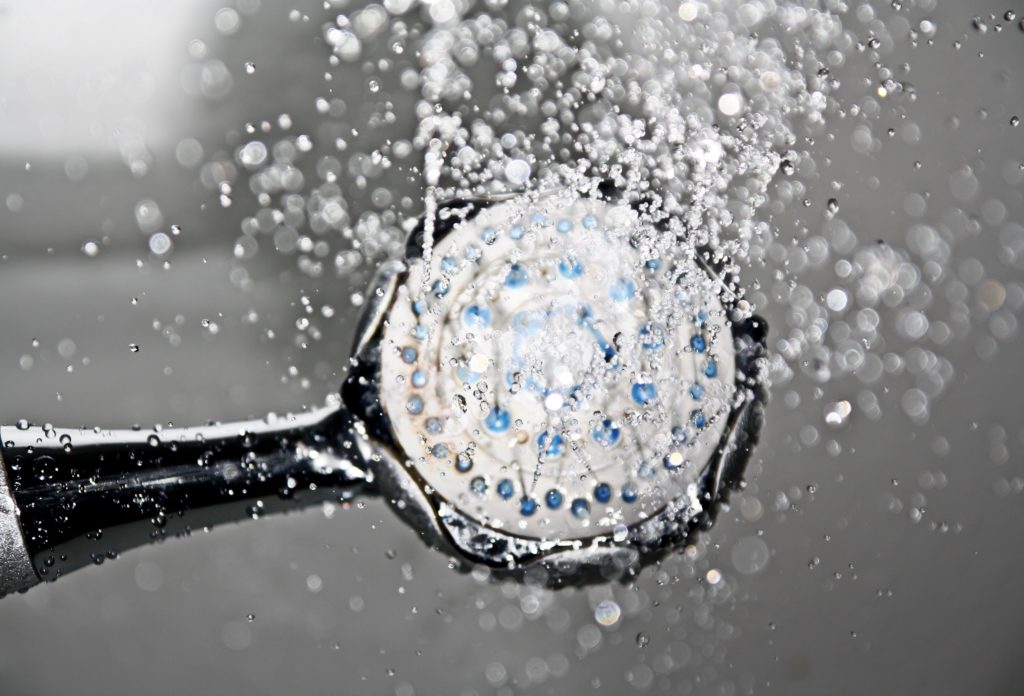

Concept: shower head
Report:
left=0, top=187, right=765, bottom=594
left=344, top=188, right=767, bottom=582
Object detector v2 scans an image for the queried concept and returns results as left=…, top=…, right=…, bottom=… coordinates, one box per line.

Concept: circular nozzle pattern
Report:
left=380, top=191, right=741, bottom=543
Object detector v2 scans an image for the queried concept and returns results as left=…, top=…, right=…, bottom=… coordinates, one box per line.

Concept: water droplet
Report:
left=504, top=158, right=530, bottom=185
left=594, top=600, right=621, bottom=626
left=717, top=92, right=744, bottom=117
left=149, top=232, right=173, bottom=256
left=678, top=2, right=699, bottom=22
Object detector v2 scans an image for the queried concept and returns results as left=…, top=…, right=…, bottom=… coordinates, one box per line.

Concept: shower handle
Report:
left=0, top=405, right=371, bottom=595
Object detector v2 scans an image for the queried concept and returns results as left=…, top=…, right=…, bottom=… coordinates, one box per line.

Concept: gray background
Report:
left=0, top=1, right=1022, bottom=694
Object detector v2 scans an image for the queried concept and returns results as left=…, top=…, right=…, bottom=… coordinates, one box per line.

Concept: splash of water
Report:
left=205, top=0, right=990, bottom=514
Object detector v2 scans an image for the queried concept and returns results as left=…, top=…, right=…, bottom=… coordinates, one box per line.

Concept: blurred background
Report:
left=0, top=1, right=1022, bottom=694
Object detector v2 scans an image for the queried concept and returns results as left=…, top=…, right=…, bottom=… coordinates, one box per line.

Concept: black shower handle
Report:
left=0, top=405, right=371, bottom=594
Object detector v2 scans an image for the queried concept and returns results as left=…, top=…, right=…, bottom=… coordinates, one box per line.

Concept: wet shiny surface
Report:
left=0, top=1, right=1023, bottom=694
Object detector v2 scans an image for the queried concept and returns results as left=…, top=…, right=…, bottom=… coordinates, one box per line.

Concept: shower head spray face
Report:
left=345, top=189, right=766, bottom=581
